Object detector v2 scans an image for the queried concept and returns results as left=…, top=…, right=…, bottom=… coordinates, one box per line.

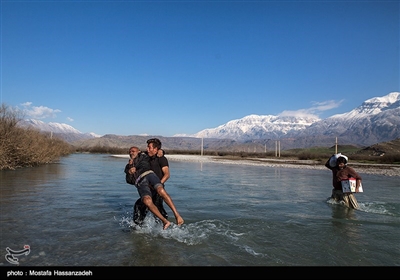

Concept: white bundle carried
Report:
left=328, top=153, right=348, bottom=168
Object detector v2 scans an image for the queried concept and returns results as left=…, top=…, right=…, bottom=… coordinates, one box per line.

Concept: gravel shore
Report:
left=113, top=154, right=400, bottom=177
left=164, top=154, right=400, bottom=177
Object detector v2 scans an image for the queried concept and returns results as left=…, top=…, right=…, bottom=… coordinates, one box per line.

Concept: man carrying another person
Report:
left=124, top=138, right=184, bottom=229
left=146, top=139, right=169, bottom=219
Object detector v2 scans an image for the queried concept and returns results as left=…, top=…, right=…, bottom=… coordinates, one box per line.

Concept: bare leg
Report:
left=142, top=195, right=171, bottom=229
left=157, top=188, right=184, bottom=225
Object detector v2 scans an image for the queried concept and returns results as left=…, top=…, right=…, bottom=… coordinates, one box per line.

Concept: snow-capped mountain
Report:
left=185, top=91, right=400, bottom=146
left=329, top=91, right=399, bottom=119
left=19, top=119, right=100, bottom=142
left=294, top=92, right=400, bottom=145
left=191, top=114, right=320, bottom=141
left=22, top=119, right=82, bottom=134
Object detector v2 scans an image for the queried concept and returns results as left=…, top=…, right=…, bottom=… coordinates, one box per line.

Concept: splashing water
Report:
left=116, top=211, right=248, bottom=246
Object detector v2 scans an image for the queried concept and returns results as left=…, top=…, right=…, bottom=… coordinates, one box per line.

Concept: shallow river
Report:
left=1, top=154, right=399, bottom=272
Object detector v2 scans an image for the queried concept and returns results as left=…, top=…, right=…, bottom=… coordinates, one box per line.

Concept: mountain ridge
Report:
left=187, top=92, right=400, bottom=145
left=19, top=91, right=400, bottom=151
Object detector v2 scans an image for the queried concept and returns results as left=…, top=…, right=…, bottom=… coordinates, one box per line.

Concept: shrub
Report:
left=0, top=103, right=74, bottom=170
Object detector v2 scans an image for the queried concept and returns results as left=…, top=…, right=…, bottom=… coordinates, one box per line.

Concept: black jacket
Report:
left=124, top=152, right=152, bottom=185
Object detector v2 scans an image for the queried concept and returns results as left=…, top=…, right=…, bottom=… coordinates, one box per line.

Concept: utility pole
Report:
left=278, top=140, right=280, bottom=158
left=275, top=140, right=281, bottom=157
left=201, top=137, right=203, bottom=156
left=335, top=137, right=338, bottom=154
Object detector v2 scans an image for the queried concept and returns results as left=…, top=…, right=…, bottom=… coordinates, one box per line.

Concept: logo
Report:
left=5, top=245, right=30, bottom=265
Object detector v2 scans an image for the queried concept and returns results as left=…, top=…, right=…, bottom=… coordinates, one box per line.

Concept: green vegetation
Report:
left=74, top=145, right=400, bottom=165
left=0, top=104, right=74, bottom=170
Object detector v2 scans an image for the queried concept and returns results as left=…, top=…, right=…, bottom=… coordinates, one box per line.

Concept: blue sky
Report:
left=1, top=0, right=399, bottom=136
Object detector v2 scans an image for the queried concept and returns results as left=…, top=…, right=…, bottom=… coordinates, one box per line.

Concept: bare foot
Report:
left=163, top=220, right=171, bottom=230
left=176, top=215, right=184, bottom=226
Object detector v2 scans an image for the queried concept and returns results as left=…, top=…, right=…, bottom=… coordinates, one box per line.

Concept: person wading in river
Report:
left=325, top=154, right=362, bottom=209
left=126, top=139, right=169, bottom=225
left=124, top=146, right=184, bottom=229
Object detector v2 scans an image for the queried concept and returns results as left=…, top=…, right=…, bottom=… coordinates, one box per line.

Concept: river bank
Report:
left=113, top=154, right=400, bottom=177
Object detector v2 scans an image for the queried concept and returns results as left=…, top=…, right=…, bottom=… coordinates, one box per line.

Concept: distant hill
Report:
left=19, top=92, right=400, bottom=151
left=355, top=138, right=400, bottom=157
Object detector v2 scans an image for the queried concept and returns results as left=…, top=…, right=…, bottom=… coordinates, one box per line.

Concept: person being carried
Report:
left=125, top=154, right=166, bottom=225
left=325, top=154, right=362, bottom=209
left=128, top=143, right=168, bottom=225
left=124, top=146, right=184, bottom=229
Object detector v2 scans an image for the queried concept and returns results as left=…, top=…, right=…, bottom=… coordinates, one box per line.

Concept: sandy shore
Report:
left=113, top=154, right=400, bottom=177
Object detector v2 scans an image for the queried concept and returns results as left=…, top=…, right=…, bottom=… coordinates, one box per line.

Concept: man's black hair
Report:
left=147, top=138, right=162, bottom=149
left=337, top=156, right=347, bottom=165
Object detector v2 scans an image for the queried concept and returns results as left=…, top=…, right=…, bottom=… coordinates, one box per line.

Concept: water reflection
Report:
left=0, top=163, right=66, bottom=204
left=330, top=203, right=357, bottom=220
left=329, top=203, right=364, bottom=248
left=1, top=162, right=66, bottom=186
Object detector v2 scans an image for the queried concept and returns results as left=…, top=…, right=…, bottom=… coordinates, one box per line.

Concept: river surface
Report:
left=1, top=153, right=399, bottom=268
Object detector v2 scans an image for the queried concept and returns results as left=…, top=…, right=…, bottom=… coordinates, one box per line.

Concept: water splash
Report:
left=116, top=212, right=248, bottom=246
left=326, top=198, right=399, bottom=216
left=358, top=202, right=398, bottom=216
left=242, top=245, right=266, bottom=257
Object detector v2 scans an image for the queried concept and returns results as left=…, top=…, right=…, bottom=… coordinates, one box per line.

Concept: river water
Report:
left=1, top=153, right=399, bottom=269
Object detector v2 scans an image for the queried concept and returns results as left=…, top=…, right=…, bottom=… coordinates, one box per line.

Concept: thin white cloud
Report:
left=310, top=99, right=343, bottom=111
left=279, top=109, right=319, bottom=119
left=279, top=99, right=343, bottom=118
left=67, top=117, right=74, bottom=122
left=21, top=102, right=32, bottom=107
left=20, top=102, right=61, bottom=119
